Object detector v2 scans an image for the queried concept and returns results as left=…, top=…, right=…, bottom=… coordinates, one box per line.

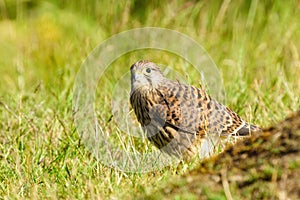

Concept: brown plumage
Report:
left=130, top=60, right=260, bottom=159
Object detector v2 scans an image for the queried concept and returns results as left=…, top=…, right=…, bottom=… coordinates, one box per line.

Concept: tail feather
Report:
left=236, top=123, right=261, bottom=136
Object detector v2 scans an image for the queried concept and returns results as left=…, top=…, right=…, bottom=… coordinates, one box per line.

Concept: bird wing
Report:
left=155, top=83, right=208, bottom=137
left=206, top=99, right=260, bottom=137
left=151, top=88, right=196, bottom=136
left=157, top=81, right=259, bottom=138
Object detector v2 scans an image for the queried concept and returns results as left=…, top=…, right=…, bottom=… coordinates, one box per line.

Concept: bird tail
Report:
left=236, top=123, right=261, bottom=136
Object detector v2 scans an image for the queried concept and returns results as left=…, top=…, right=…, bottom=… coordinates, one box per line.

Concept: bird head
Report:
left=130, top=60, right=165, bottom=92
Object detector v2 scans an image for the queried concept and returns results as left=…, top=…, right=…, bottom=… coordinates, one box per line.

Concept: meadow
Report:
left=0, top=0, right=300, bottom=199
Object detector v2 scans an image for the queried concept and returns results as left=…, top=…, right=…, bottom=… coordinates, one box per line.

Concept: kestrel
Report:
left=130, top=60, right=260, bottom=159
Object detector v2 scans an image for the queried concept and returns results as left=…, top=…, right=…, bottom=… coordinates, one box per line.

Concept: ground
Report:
left=145, top=111, right=300, bottom=199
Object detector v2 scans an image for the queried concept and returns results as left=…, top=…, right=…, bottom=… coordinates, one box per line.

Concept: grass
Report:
left=0, top=0, right=300, bottom=199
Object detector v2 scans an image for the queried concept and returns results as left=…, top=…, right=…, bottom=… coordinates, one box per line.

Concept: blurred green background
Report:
left=0, top=0, right=300, bottom=199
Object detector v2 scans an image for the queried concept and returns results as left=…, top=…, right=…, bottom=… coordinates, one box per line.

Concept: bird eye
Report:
left=145, top=68, right=151, bottom=73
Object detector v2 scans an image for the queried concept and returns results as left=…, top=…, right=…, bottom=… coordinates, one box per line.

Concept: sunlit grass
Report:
left=0, top=0, right=300, bottom=199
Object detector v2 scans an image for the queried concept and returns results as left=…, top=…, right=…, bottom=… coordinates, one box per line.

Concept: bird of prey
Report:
left=130, top=60, right=260, bottom=159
